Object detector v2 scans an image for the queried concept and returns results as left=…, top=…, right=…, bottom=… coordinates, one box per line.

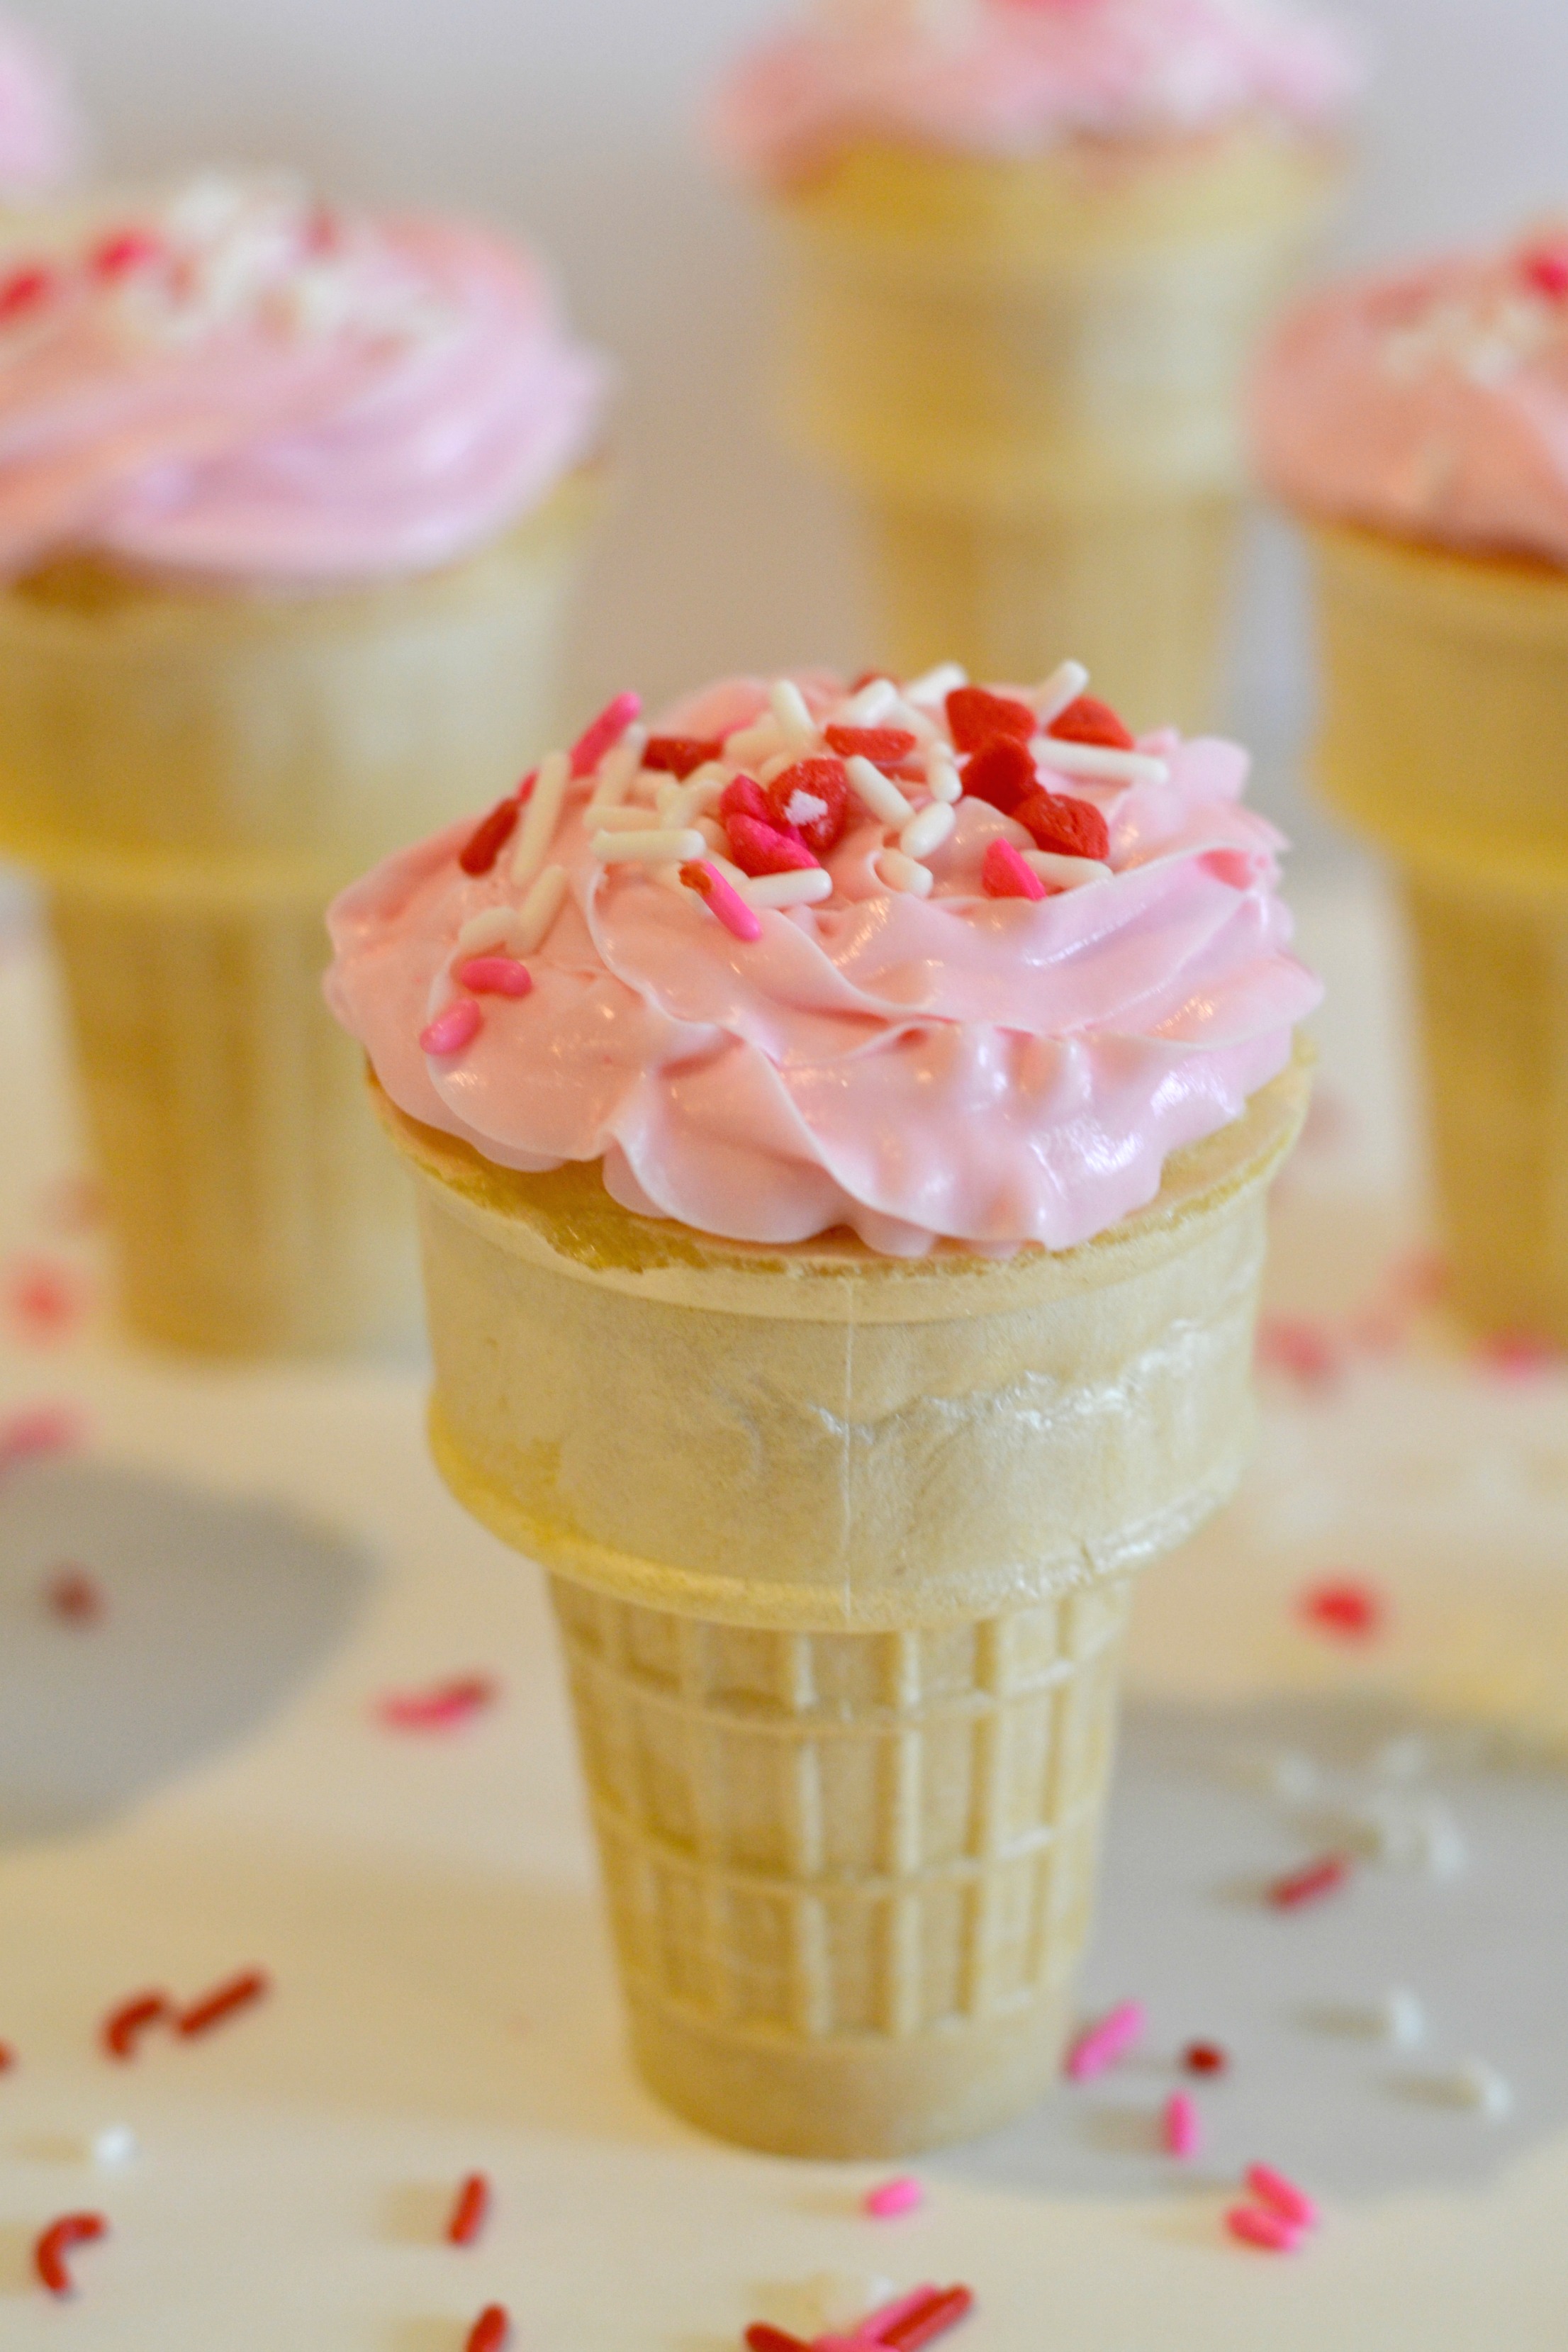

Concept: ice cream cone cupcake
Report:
left=0, top=174, right=608, bottom=1355
left=1255, top=227, right=1568, bottom=1345
left=713, top=0, right=1360, bottom=734
left=327, top=658, right=1319, bottom=2154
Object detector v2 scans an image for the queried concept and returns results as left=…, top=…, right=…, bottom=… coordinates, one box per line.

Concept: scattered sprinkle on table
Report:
left=178, top=1968, right=270, bottom=2039
left=377, top=1674, right=499, bottom=1732
left=447, top=2171, right=492, bottom=2246
left=1267, top=1854, right=1352, bottom=1910
left=102, top=1990, right=172, bottom=2061
left=34, top=2212, right=108, bottom=2297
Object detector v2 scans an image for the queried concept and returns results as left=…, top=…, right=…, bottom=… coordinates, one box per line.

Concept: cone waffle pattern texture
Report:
left=774, top=132, right=1338, bottom=731
left=551, top=1577, right=1127, bottom=2153
left=385, top=1057, right=1307, bottom=2151
left=1309, top=524, right=1568, bottom=1340
left=0, top=481, right=596, bottom=1353
left=50, top=875, right=416, bottom=1357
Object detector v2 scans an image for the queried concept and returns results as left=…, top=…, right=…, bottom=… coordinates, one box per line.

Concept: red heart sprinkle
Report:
left=1046, top=694, right=1136, bottom=751
left=946, top=685, right=1036, bottom=754
left=90, top=230, right=163, bottom=280
left=644, top=736, right=724, bottom=779
left=719, top=775, right=783, bottom=829
left=1299, top=1579, right=1384, bottom=1640
left=726, top=812, right=822, bottom=878
left=1016, top=788, right=1110, bottom=862
left=824, top=726, right=918, bottom=768
left=963, top=737, right=1038, bottom=814
left=1523, top=242, right=1568, bottom=300
left=458, top=794, right=522, bottom=876
left=0, top=265, right=55, bottom=323
left=766, top=756, right=849, bottom=854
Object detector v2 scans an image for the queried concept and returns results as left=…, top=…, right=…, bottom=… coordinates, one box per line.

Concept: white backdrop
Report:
left=21, top=0, right=1568, bottom=788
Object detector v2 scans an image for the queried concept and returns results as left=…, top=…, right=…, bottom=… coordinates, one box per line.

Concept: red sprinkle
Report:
left=726, top=811, right=821, bottom=878
left=825, top=725, right=918, bottom=768
left=946, top=685, right=1035, bottom=754
left=0, top=2040, right=15, bottom=2071
left=1255, top=1313, right=1343, bottom=1390
left=0, top=264, right=55, bottom=323
left=1523, top=241, right=1568, bottom=300
left=34, top=2213, right=108, bottom=2297
left=420, top=1000, right=483, bottom=1058
left=455, top=956, right=532, bottom=999
left=744, top=2330, right=811, bottom=2352
left=447, top=2171, right=492, bottom=2247
left=458, top=795, right=522, bottom=877
left=719, top=774, right=780, bottom=829
left=1184, top=2040, right=1229, bottom=2076
left=0, top=1404, right=84, bottom=1479
left=178, top=1969, right=271, bottom=2039
left=1267, top=1855, right=1351, bottom=1911
left=981, top=837, right=1046, bottom=902
left=90, top=228, right=163, bottom=280
left=644, top=735, right=724, bottom=779
left=962, top=737, right=1038, bottom=814
left=1300, top=1578, right=1384, bottom=1640
left=466, top=2306, right=512, bottom=2352
left=43, top=1564, right=106, bottom=1623
left=378, top=1674, right=499, bottom=1732
left=1047, top=693, right=1136, bottom=751
left=883, top=2285, right=976, bottom=2348
left=765, top=755, right=850, bottom=854
left=569, top=690, right=642, bottom=778
left=1475, top=1330, right=1564, bottom=1379
left=6, top=1255, right=87, bottom=1342
left=1016, top=788, right=1111, bottom=863
left=103, top=1991, right=172, bottom=2061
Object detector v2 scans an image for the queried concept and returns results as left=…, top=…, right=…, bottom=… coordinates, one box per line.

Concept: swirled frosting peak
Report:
left=715, top=0, right=1362, bottom=186
left=326, top=661, right=1321, bottom=1257
left=1254, top=227, right=1568, bottom=566
left=0, top=174, right=607, bottom=586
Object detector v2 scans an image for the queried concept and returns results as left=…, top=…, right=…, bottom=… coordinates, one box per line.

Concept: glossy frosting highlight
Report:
left=327, top=669, right=1320, bottom=1257
left=715, top=0, right=1360, bottom=185
left=1254, top=230, right=1568, bottom=567
left=0, top=175, right=607, bottom=586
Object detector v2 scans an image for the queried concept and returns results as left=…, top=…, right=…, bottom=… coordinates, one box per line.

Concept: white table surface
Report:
left=1, top=861, right=1565, bottom=2352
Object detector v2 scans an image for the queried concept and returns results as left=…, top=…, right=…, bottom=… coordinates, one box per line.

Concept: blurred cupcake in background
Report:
left=0, top=8, right=80, bottom=203
left=1255, top=226, right=1568, bottom=1345
left=0, top=173, right=608, bottom=1357
left=715, top=0, right=1361, bottom=733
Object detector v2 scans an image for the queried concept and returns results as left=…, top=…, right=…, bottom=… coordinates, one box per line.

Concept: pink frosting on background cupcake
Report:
left=715, top=0, right=1362, bottom=186
left=1253, top=228, right=1568, bottom=569
left=0, top=9, right=79, bottom=196
left=0, top=174, right=608, bottom=588
left=327, top=668, right=1320, bottom=1258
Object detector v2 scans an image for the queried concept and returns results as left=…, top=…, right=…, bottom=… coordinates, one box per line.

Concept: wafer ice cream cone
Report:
left=0, top=176, right=607, bottom=1354
left=1255, top=228, right=1568, bottom=1342
left=327, top=659, right=1319, bottom=2151
left=715, top=1, right=1357, bottom=732
left=380, top=1056, right=1305, bottom=2153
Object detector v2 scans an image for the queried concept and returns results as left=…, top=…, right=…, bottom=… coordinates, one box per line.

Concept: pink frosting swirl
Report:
left=325, top=668, right=1321, bottom=1256
left=0, top=11, right=79, bottom=196
left=1254, top=229, right=1568, bottom=568
left=0, top=175, right=607, bottom=586
left=715, top=0, right=1361, bottom=186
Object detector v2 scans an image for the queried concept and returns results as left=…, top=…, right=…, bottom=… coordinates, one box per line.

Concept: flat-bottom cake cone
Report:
left=49, top=865, right=416, bottom=1356
left=377, top=1050, right=1308, bottom=2155
left=771, top=131, right=1340, bottom=731
left=865, top=489, right=1238, bottom=737
left=1308, top=522, right=1568, bottom=1343
left=0, top=476, right=600, bottom=1355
